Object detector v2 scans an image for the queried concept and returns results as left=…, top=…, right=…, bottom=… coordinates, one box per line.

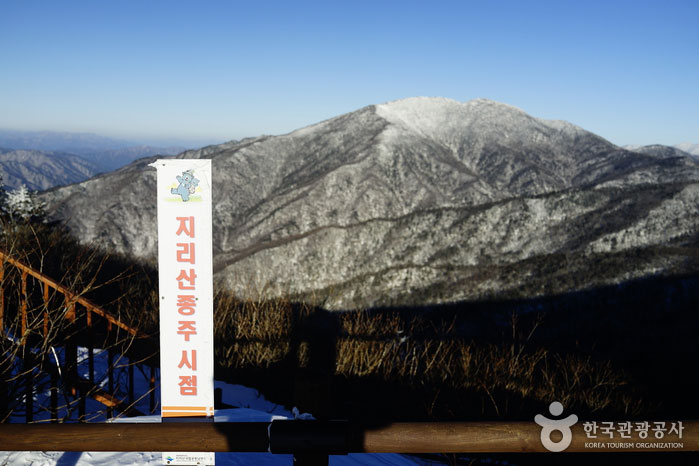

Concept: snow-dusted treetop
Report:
left=5, top=184, right=46, bottom=222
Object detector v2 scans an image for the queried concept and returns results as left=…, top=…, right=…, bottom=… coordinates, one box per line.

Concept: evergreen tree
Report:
left=5, top=184, right=46, bottom=223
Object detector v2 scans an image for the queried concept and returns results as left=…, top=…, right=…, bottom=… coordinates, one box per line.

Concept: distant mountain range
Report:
left=0, top=129, right=192, bottom=189
left=674, top=142, right=699, bottom=156
left=624, top=143, right=699, bottom=159
left=0, top=129, right=132, bottom=154
left=0, top=148, right=100, bottom=191
left=41, top=98, right=699, bottom=309
left=85, top=145, right=189, bottom=172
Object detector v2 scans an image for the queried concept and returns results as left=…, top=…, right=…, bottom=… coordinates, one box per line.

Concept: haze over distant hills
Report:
left=0, top=148, right=100, bottom=191
left=0, top=129, right=193, bottom=189
left=0, top=129, right=131, bottom=153
left=624, top=143, right=699, bottom=159
left=41, top=97, right=699, bottom=309
left=87, top=145, right=188, bottom=172
left=674, top=142, right=699, bottom=156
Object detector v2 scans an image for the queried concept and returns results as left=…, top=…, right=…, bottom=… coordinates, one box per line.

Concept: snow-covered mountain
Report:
left=0, top=148, right=100, bottom=190
left=41, top=97, right=699, bottom=309
left=625, top=143, right=699, bottom=160
left=675, top=142, right=699, bottom=156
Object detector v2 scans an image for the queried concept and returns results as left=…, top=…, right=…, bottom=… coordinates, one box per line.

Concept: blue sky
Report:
left=1, top=0, right=697, bottom=146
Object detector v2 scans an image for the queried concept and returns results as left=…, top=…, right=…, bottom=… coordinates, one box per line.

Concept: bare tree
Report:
left=1, top=218, right=158, bottom=423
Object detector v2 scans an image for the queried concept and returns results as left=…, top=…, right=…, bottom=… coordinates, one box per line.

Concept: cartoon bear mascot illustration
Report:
left=171, top=169, right=200, bottom=202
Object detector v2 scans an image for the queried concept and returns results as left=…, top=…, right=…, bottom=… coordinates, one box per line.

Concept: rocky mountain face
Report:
left=41, top=98, right=699, bottom=309
left=0, top=148, right=100, bottom=190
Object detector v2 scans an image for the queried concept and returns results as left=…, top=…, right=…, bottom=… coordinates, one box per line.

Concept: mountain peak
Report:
left=378, top=96, right=521, bottom=110
left=375, top=96, right=524, bottom=119
left=40, top=98, right=699, bottom=309
left=374, top=97, right=538, bottom=139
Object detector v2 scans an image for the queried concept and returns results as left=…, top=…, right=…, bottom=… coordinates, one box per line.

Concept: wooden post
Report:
left=87, top=307, right=94, bottom=383
left=65, top=295, right=76, bottom=321
left=0, top=262, right=4, bottom=335
left=20, top=271, right=32, bottom=423
left=46, top=281, right=57, bottom=421
left=20, top=270, right=28, bottom=342
left=43, top=282, right=49, bottom=338
left=65, top=297, right=78, bottom=399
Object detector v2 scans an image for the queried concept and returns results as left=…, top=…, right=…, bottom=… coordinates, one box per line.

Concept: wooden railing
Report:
left=0, top=420, right=697, bottom=453
left=2, top=249, right=697, bottom=459
left=0, top=250, right=158, bottom=422
left=0, top=250, right=148, bottom=339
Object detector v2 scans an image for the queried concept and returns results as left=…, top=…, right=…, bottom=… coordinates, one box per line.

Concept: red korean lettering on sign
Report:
left=176, top=269, right=197, bottom=290
left=177, top=320, right=197, bottom=341
left=177, top=295, right=196, bottom=315
left=177, top=349, right=197, bottom=370
left=175, top=216, right=198, bottom=395
left=176, top=216, right=195, bottom=238
left=176, top=243, right=196, bottom=264
left=178, top=375, right=197, bottom=396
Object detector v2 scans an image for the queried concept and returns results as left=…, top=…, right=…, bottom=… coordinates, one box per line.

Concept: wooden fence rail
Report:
left=0, top=250, right=157, bottom=421
left=0, top=250, right=149, bottom=338
left=0, top=421, right=697, bottom=453
left=2, top=250, right=697, bottom=456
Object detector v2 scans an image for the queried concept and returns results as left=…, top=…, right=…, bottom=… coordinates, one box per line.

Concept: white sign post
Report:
left=151, top=159, right=215, bottom=466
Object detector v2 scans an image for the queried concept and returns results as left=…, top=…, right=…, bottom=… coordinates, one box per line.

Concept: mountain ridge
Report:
left=0, top=148, right=100, bottom=191
left=0, top=128, right=194, bottom=173
left=40, top=97, right=699, bottom=309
